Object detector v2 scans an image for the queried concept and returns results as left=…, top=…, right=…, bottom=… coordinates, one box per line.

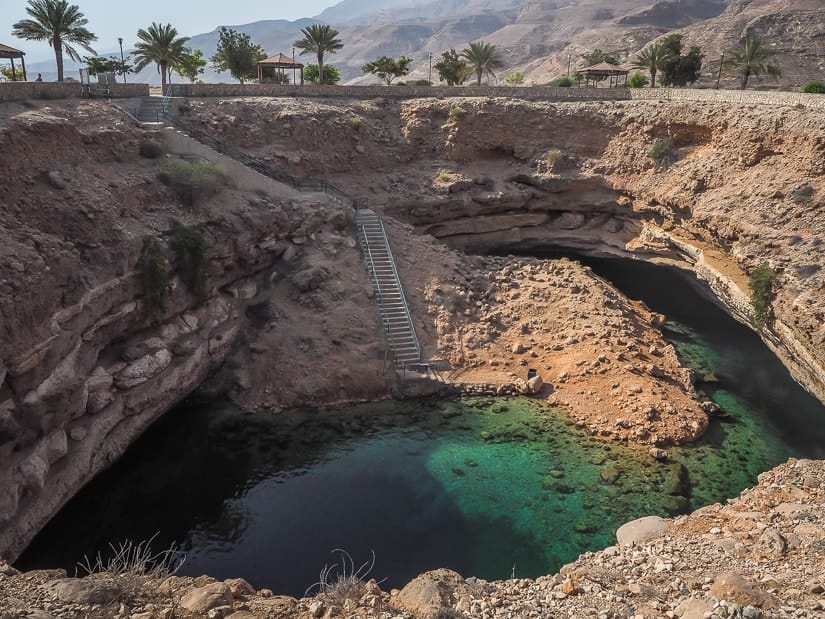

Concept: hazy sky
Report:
left=2, top=0, right=337, bottom=61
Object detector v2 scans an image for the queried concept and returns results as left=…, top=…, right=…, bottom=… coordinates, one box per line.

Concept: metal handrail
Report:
left=357, top=211, right=421, bottom=366
left=359, top=224, right=394, bottom=336
left=161, top=84, right=173, bottom=115
left=377, top=219, right=422, bottom=363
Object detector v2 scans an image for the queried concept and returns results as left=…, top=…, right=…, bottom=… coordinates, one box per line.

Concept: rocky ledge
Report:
left=2, top=458, right=823, bottom=618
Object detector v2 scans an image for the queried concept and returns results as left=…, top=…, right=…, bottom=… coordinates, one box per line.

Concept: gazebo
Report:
left=0, top=44, right=27, bottom=81
left=257, top=53, right=304, bottom=85
left=579, top=62, right=628, bottom=88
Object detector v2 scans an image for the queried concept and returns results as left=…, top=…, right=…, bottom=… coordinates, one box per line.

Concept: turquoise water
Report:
left=18, top=258, right=825, bottom=596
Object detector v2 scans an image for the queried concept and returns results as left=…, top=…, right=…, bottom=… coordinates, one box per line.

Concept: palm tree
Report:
left=133, top=23, right=189, bottom=92
left=294, top=24, right=343, bottom=84
left=725, top=36, right=780, bottom=90
left=12, top=0, right=97, bottom=82
left=461, top=41, right=503, bottom=86
left=633, top=43, right=673, bottom=88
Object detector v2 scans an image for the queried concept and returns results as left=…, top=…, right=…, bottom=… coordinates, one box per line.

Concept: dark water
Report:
left=16, top=257, right=825, bottom=597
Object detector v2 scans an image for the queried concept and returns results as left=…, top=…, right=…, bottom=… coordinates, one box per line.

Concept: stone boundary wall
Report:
left=0, top=82, right=149, bottom=102
left=630, top=88, right=825, bottom=109
left=169, top=83, right=633, bottom=101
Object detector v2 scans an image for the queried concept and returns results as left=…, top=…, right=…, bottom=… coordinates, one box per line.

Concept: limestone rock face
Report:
left=394, top=568, right=473, bottom=618
left=115, top=349, right=173, bottom=389
left=616, top=515, right=668, bottom=546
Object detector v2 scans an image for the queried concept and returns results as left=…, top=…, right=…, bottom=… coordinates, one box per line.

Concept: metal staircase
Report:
left=356, top=209, right=422, bottom=369
left=135, top=97, right=167, bottom=123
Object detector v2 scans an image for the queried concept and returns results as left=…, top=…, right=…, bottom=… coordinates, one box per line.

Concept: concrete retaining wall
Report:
left=0, top=82, right=149, bottom=102
left=160, top=126, right=292, bottom=196
left=169, top=83, right=633, bottom=101
left=630, top=88, right=825, bottom=109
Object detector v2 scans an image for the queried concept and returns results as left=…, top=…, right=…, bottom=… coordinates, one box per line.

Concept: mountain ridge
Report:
left=20, top=0, right=825, bottom=87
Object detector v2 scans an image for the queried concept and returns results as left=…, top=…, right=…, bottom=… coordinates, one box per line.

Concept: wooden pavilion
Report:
left=0, top=44, right=27, bottom=81
left=257, top=53, right=304, bottom=85
left=579, top=62, right=628, bottom=88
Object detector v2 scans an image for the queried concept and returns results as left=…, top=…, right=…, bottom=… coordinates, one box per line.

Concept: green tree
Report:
left=657, top=34, right=703, bottom=87
left=133, top=22, right=189, bottom=92
left=12, top=0, right=97, bottom=82
left=361, top=55, right=413, bottom=85
left=210, top=27, right=267, bottom=83
left=294, top=24, right=343, bottom=85
left=725, top=36, right=780, bottom=90
left=633, top=43, right=674, bottom=87
left=0, top=65, right=26, bottom=81
left=628, top=71, right=648, bottom=88
left=433, top=49, right=470, bottom=86
left=571, top=70, right=582, bottom=85
left=84, top=54, right=132, bottom=77
left=461, top=41, right=503, bottom=86
left=581, top=49, right=619, bottom=66
left=173, top=48, right=206, bottom=83
left=304, top=63, right=340, bottom=85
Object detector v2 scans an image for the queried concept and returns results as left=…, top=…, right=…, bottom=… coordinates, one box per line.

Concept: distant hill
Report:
left=21, top=0, right=825, bottom=87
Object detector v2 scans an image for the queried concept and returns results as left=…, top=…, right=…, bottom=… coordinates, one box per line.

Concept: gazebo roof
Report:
left=258, top=53, right=303, bottom=68
left=0, top=44, right=26, bottom=59
left=580, top=62, right=629, bottom=75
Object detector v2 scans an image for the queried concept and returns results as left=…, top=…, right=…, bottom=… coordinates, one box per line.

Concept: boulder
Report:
left=224, top=577, right=256, bottom=598
left=710, top=572, right=779, bottom=609
left=38, top=429, right=68, bottom=465
left=616, top=515, right=668, bottom=546
left=17, top=453, right=49, bottom=490
left=526, top=375, right=543, bottom=394
left=754, top=527, right=787, bottom=559
left=675, top=597, right=713, bottom=619
left=47, top=578, right=121, bottom=604
left=394, top=569, right=473, bottom=619
left=180, top=583, right=233, bottom=614
left=115, top=349, right=172, bottom=389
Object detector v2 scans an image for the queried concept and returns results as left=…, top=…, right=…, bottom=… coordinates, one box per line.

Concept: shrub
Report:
left=505, top=71, right=524, bottom=85
left=435, top=169, right=452, bottom=183
left=544, top=149, right=563, bottom=166
left=648, top=137, right=677, bottom=169
left=305, top=550, right=378, bottom=606
left=77, top=533, right=185, bottom=578
left=394, top=81, right=408, bottom=86
left=412, top=79, right=432, bottom=86
left=628, top=72, right=648, bottom=88
left=140, top=237, right=169, bottom=313
left=449, top=106, right=465, bottom=118
left=802, top=81, right=825, bottom=94
left=749, top=263, right=776, bottom=330
left=169, top=224, right=206, bottom=297
left=139, top=140, right=166, bottom=159
left=350, top=116, right=362, bottom=129
left=158, top=159, right=230, bottom=206
left=554, top=77, right=573, bottom=87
